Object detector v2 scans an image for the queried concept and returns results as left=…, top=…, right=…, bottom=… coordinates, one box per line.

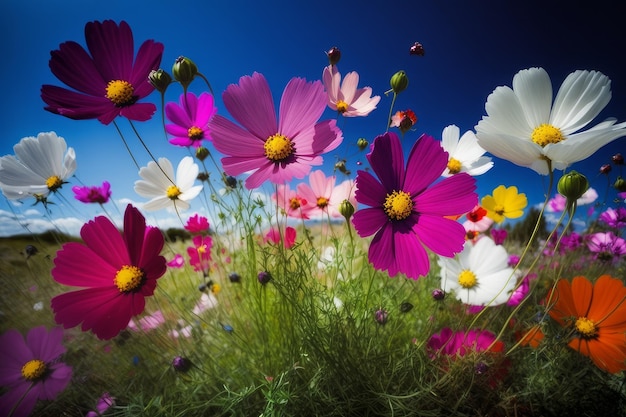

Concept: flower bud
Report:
left=600, top=164, right=612, bottom=175
left=614, top=176, right=626, bottom=192
left=390, top=70, right=409, bottom=94
left=326, top=46, right=341, bottom=66
left=339, top=199, right=355, bottom=221
left=228, top=272, right=241, bottom=283
left=224, top=176, right=238, bottom=189
left=172, top=56, right=198, bottom=87
left=557, top=170, right=589, bottom=201
left=172, top=356, right=192, bottom=372
left=432, top=289, right=445, bottom=301
left=399, top=302, right=413, bottom=313
left=197, top=172, right=209, bottom=182
left=334, top=160, right=350, bottom=175
left=258, top=271, right=272, bottom=285
left=356, top=138, right=369, bottom=151
left=374, top=308, right=388, bottom=325
left=409, top=42, right=425, bottom=56
left=195, top=146, right=210, bottom=161
left=613, top=153, right=624, bottom=165
left=148, top=69, right=172, bottom=93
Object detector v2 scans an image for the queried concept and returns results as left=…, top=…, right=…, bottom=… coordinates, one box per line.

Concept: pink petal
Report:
left=415, top=173, right=477, bottom=217
left=352, top=207, right=387, bottom=237
left=404, top=134, right=448, bottom=194
left=414, top=214, right=467, bottom=257
left=211, top=115, right=265, bottom=157
left=367, top=132, right=405, bottom=190
left=278, top=78, right=327, bottom=138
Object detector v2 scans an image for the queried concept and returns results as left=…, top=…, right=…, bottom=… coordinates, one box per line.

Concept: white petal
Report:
left=512, top=67, right=552, bottom=128
left=441, top=125, right=460, bottom=155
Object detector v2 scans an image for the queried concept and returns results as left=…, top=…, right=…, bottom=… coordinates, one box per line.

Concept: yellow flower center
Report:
left=575, top=316, right=597, bottom=338
left=188, top=126, right=204, bottom=140
left=317, top=197, right=329, bottom=208
left=493, top=204, right=505, bottom=216
left=46, top=175, right=63, bottom=191
left=21, top=359, right=46, bottom=381
left=197, top=244, right=207, bottom=255
left=211, top=283, right=221, bottom=295
left=105, top=80, right=135, bottom=106
left=264, top=134, right=294, bottom=162
left=531, top=124, right=564, bottom=147
left=447, top=158, right=462, bottom=174
left=383, top=190, right=413, bottom=221
left=336, top=100, right=349, bottom=113
left=114, top=265, right=145, bottom=293
left=289, top=197, right=301, bottom=210
left=166, top=185, right=182, bottom=199
left=458, top=270, right=477, bottom=288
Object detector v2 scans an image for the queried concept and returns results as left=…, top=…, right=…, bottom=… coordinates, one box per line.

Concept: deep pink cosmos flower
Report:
left=72, top=181, right=111, bottom=204
left=352, top=132, right=477, bottom=279
left=0, top=326, right=72, bottom=417
left=167, top=254, right=185, bottom=268
left=490, top=228, right=507, bottom=245
left=586, top=231, right=626, bottom=262
left=184, top=213, right=210, bottom=234
left=51, top=205, right=166, bottom=340
left=41, top=20, right=163, bottom=125
left=209, top=72, right=343, bottom=189
left=165, top=92, right=217, bottom=148
left=187, top=235, right=213, bottom=273
left=427, top=327, right=504, bottom=357
left=599, top=207, right=626, bottom=229
left=265, top=226, right=297, bottom=249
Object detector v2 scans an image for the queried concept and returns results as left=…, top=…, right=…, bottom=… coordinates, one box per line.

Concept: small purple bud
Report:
left=258, top=271, right=272, bottom=285
left=409, top=42, right=425, bottom=56
left=613, top=153, right=624, bottom=165
left=326, top=46, right=341, bottom=65
left=475, top=362, right=488, bottom=375
left=172, top=356, right=192, bottom=372
left=228, top=272, right=241, bottom=283
left=374, top=308, right=388, bottom=325
left=600, top=164, right=612, bottom=175
left=432, top=289, right=445, bottom=301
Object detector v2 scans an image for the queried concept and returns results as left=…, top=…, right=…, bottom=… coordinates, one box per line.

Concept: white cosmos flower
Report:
left=440, top=124, right=493, bottom=177
left=475, top=68, right=626, bottom=175
left=134, top=156, right=202, bottom=212
left=0, top=132, right=77, bottom=201
left=439, top=237, right=518, bottom=307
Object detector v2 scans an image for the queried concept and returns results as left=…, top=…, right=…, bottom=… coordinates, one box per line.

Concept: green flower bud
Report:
left=148, top=69, right=172, bottom=93
left=356, top=138, right=369, bottom=151
left=557, top=171, right=589, bottom=201
left=172, top=56, right=198, bottom=87
left=195, top=146, right=210, bottom=161
left=390, top=70, right=409, bottom=94
left=614, top=176, right=626, bottom=192
left=339, top=199, right=355, bottom=221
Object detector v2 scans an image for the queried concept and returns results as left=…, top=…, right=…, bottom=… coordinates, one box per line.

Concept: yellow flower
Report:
left=481, top=185, right=527, bottom=223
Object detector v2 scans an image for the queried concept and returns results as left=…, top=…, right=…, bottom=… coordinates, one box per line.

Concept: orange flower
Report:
left=547, top=275, right=626, bottom=373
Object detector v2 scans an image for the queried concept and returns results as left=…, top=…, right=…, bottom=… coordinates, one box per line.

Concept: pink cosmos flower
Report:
left=0, top=326, right=72, bottom=417
left=127, top=310, right=165, bottom=332
left=51, top=205, right=166, bottom=340
left=86, top=392, right=115, bottom=417
left=586, top=231, right=626, bottom=262
left=322, top=65, right=380, bottom=117
left=297, top=170, right=357, bottom=219
left=184, top=213, right=210, bottom=234
left=507, top=274, right=535, bottom=307
left=427, top=327, right=504, bottom=357
left=187, top=235, right=213, bottom=273
left=41, top=20, right=163, bottom=125
left=165, top=92, right=217, bottom=148
left=273, top=184, right=309, bottom=219
left=209, top=72, right=343, bottom=189
left=167, top=254, right=185, bottom=268
left=547, top=194, right=567, bottom=212
left=352, top=132, right=477, bottom=279
left=490, top=228, right=507, bottom=245
left=265, top=226, right=297, bottom=249
left=599, top=207, right=626, bottom=229
left=72, top=181, right=111, bottom=204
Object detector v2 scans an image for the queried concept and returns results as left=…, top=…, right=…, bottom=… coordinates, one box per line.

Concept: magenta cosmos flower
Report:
left=184, top=213, right=210, bottom=234
left=187, top=235, right=213, bottom=273
left=0, top=326, right=72, bottom=417
left=51, top=204, right=166, bottom=340
left=209, top=72, right=343, bottom=189
left=165, top=92, right=217, bottom=148
left=41, top=20, right=163, bottom=125
left=427, top=327, right=505, bottom=357
left=352, top=132, right=477, bottom=279
left=72, top=181, right=111, bottom=204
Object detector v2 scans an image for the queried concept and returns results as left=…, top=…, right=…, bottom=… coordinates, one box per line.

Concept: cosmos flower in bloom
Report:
left=439, top=237, right=518, bottom=307
left=0, top=326, right=72, bottom=417
left=547, top=275, right=626, bottom=373
left=188, top=235, right=213, bottom=273
left=475, top=67, right=626, bottom=174
left=598, top=207, right=626, bottom=229
left=134, top=156, right=203, bottom=212
left=273, top=184, right=309, bottom=219
left=389, top=109, right=417, bottom=134
left=41, top=20, right=163, bottom=125
left=427, top=327, right=504, bottom=357
left=165, top=92, right=217, bottom=148
left=50, top=205, right=166, bottom=340
left=322, top=65, right=380, bottom=117
left=265, top=226, right=297, bottom=249
left=440, top=124, right=493, bottom=177
left=586, top=231, right=626, bottom=262
left=72, top=181, right=111, bottom=204
left=209, top=72, right=343, bottom=189
left=0, top=132, right=76, bottom=202
left=297, top=170, right=356, bottom=219
left=184, top=213, right=210, bottom=234
left=352, top=132, right=477, bottom=279
left=86, top=392, right=115, bottom=417
left=481, top=185, right=527, bottom=223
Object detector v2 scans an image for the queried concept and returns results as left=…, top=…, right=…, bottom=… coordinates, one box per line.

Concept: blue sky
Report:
left=1, top=0, right=625, bottom=236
